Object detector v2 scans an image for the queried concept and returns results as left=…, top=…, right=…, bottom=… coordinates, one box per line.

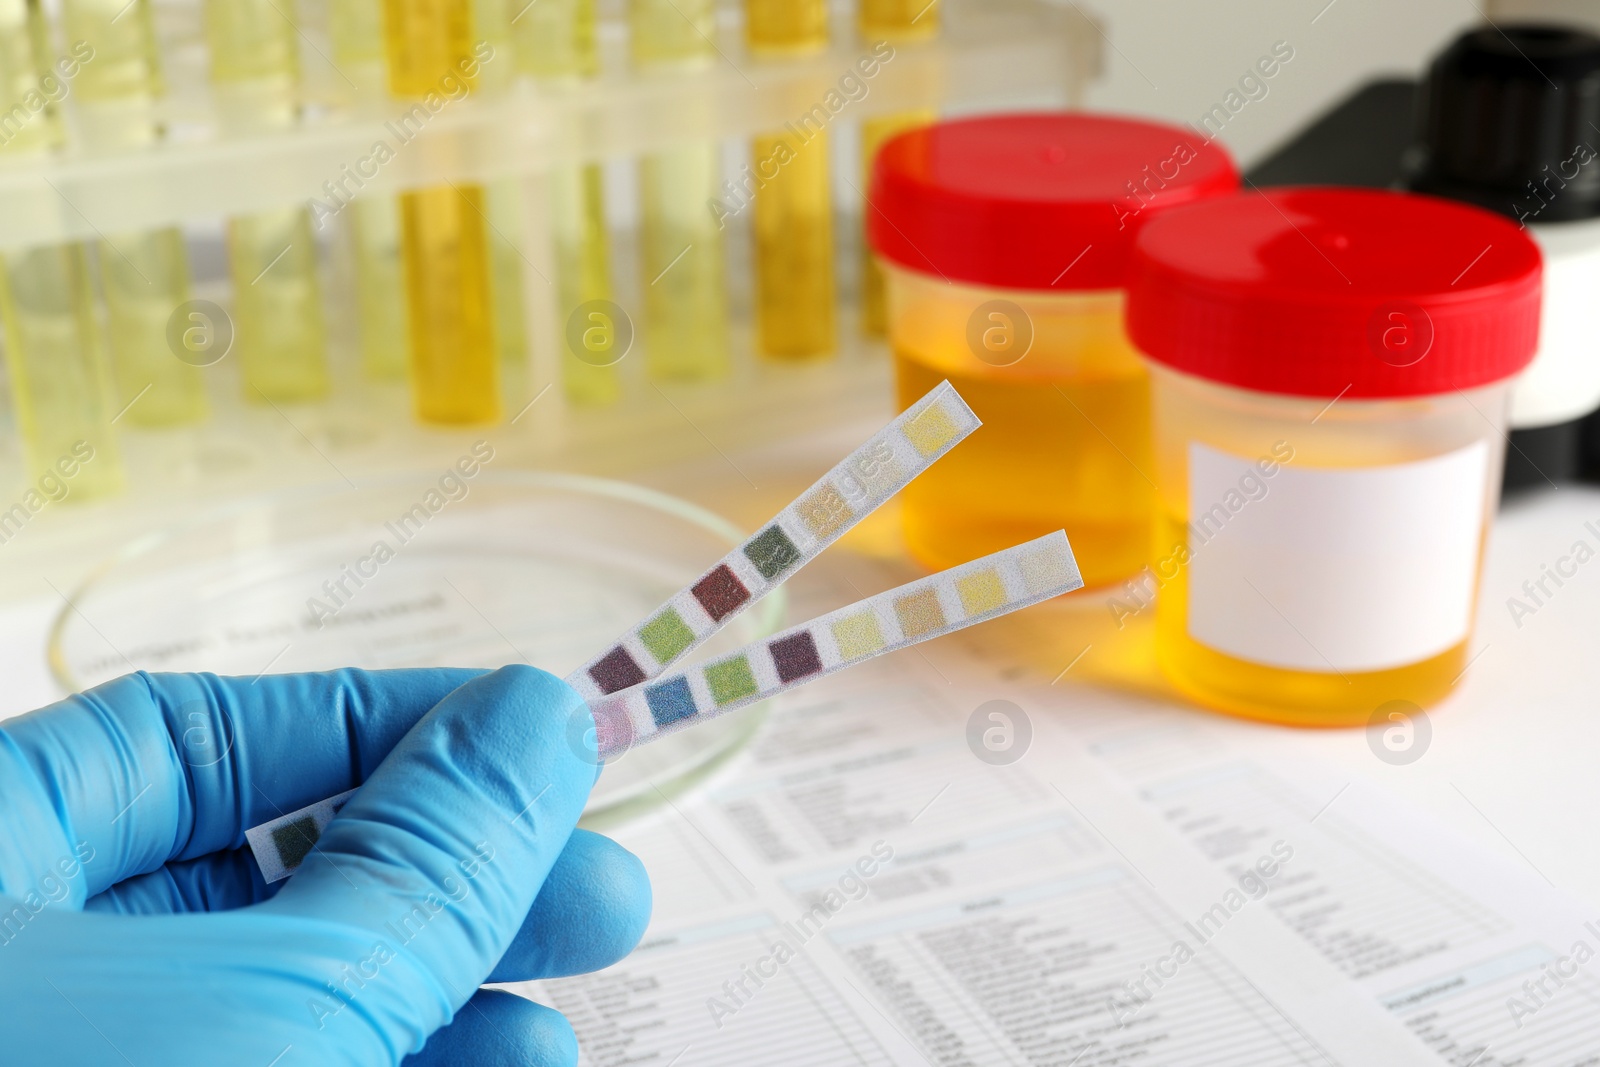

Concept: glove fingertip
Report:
left=405, top=989, right=579, bottom=1067
left=488, top=829, right=652, bottom=983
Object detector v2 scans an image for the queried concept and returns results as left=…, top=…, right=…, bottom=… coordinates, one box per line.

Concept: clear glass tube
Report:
left=61, top=0, right=209, bottom=433
left=639, top=144, right=731, bottom=380
left=385, top=0, right=500, bottom=423
left=470, top=0, right=513, bottom=94
left=487, top=179, right=529, bottom=404
left=629, top=0, right=730, bottom=381
left=330, top=0, right=387, bottom=75
left=519, top=0, right=618, bottom=402
left=100, top=227, right=208, bottom=424
left=750, top=126, right=835, bottom=358
left=226, top=208, right=331, bottom=401
left=551, top=162, right=619, bottom=404
left=514, top=0, right=596, bottom=80
left=350, top=196, right=410, bottom=379
left=856, top=0, right=940, bottom=337
left=746, top=0, right=835, bottom=360
left=0, top=244, right=125, bottom=498
left=399, top=184, right=499, bottom=423
left=330, top=0, right=410, bottom=380
left=475, top=0, right=525, bottom=399
left=0, top=0, right=124, bottom=492
left=0, top=0, right=59, bottom=155
left=203, top=0, right=297, bottom=86
left=60, top=0, right=163, bottom=106
left=629, top=0, right=713, bottom=69
left=206, top=0, right=331, bottom=403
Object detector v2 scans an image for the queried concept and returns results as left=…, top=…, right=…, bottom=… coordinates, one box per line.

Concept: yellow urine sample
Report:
left=202, top=0, right=297, bottom=84
left=385, top=0, right=498, bottom=423
left=520, top=0, right=613, bottom=401
left=1144, top=373, right=1495, bottom=727
left=629, top=0, right=715, bottom=68
left=399, top=184, right=499, bottom=423
left=858, top=0, right=939, bottom=40
left=628, top=0, right=729, bottom=381
left=630, top=0, right=732, bottom=379
left=638, top=145, right=731, bottom=381
left=553, top=162, right=620, bottom=404
left=855, top=0, right=938, bottom=337
left=0, top=244, right=124, bottom=498
left=0, top=1, right=141, bottom=472
left=859, top=110, right=933, bottom=336
left=61, top=0, right=162, bottom=102
left=746, top=0, right=828, bottom=53
left=51, top=0, right=207, bottom=426
left=889, top=268, right=1151, bottom=587
left=751, top=127, right=836, bottom=358
left=331, top=0, right=405, bottom=380
left=350, top=197, right=410, bottom=379
left=745, top=0, right=834, bottom=360
left=487, top=180, right=529, bottom=400
left=227, top=207, right=330, bottom=402
left=329, top=0, right=387, bottom=96
left=515, top=0, right=596, bottom=79
left=384, top=0, right=476, bottom=93
left=1151, top=511, right=1473, bottom=727
left=100, top=227, right=209, bottom=425
left=469, top=0, right=512, bottom=93
left=331, top=0, right=386, bottom=68
left=0, top=0, right=61, bottom=154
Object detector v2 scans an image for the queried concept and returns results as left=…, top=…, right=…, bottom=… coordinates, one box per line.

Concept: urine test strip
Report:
left=569, top=380, right=979, bottom=701
left=246, top=530, right=1078, bottom=881
left=589, top=532, right=1081, bottom=760
left=245, top=789, right=357, bottom=885
left=246, top=380, right=978, bottom=879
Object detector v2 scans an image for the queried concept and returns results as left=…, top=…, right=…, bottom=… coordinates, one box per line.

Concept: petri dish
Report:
left=48, top=471, right=785, bottom=821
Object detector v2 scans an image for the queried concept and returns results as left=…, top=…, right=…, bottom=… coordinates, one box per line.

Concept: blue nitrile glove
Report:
left=0, top=665, right=651, bottom=1066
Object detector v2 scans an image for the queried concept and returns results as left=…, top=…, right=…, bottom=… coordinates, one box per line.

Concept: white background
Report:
left=1074, top=0, right=1522, bottom=167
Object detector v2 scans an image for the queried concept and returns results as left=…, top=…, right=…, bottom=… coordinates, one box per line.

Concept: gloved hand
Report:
left=0, top=665, right=651, bottom=1066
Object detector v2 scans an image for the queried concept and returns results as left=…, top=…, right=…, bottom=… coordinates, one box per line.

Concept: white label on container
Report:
left=1186, top=440, right=1489, bottom=673
left=1516, top=219, right=1600, bottom=427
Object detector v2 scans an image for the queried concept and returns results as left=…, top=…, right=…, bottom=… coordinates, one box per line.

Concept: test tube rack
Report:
left=0, top=0, right=1097, bottom=602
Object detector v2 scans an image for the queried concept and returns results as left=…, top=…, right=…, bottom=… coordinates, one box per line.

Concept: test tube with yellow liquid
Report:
left=204, top=0, right=330, bottom=402
left=745, top=0, right=835, bottom=360
left=0, top=0, right=123, bottom=497
left=61, top=0, right=207, bottom=429
left=857, top=0, right=937, bottom=337
left=629, top=0, right=730, bottom=381
left=330, top=0, right=411, bottom=380
left=518, top=0, right=617, bottom=404
left=384, top=0, right=499, bottom=423
left=347, top=198, right=410, bottom=380
left=469, top=0, right=532, bottom=402
left=485, top=183, right=530, bottom=403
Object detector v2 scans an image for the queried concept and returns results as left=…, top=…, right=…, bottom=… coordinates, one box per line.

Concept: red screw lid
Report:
left=1126, top=187, right=1543, bottom=399
left=866, top=112, right=1239, bottom=292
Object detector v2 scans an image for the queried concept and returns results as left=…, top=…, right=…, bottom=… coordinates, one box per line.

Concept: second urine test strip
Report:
left=246, top=532, right=1081, bottom=880
left=589, top=532, right=1081, bottom=760
left=569, top=380, right=980, bottom=701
